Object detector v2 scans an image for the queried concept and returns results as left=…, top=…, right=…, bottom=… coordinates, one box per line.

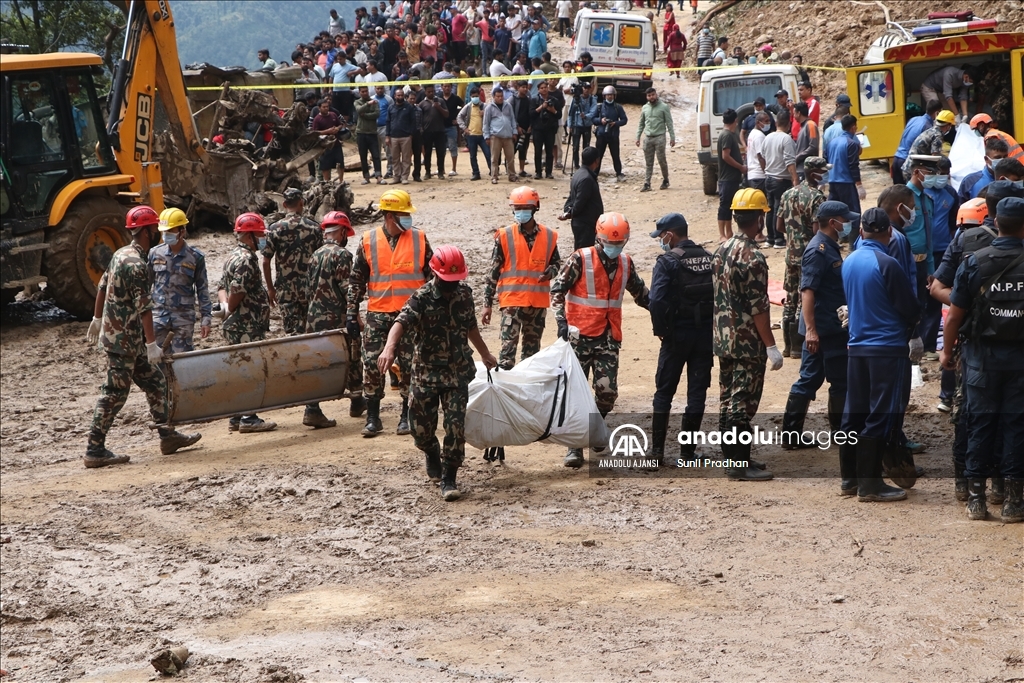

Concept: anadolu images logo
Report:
left=608, top=424, right=648, bottom=458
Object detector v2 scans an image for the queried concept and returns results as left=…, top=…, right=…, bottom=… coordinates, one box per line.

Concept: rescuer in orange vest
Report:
left=550, top=211, right=650, bottom=468
left=481, top=186, right=563, bottom=370
left=348, top=189, right=434, bottom=438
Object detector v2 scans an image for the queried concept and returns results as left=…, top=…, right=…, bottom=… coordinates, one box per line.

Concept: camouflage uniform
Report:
left=551, top=249, right=649, bottom=415
left=348, top=230, right=434, bottom=400
left=395, top=279, right=480, bottom=468
left=482, top=223, right=562, bottom=370
left=777, top=181, right=825, bottom=323
left=306, top=238, right=362, bottom=392
left=148, top=242, right=212, bottom=353
left=89, top=243, right=168, bottom=448
left=901, top=125, right=946, bottom=176
left=220, top=242, right=271, bottom=344
left=712, top=234, right=770, bottom=431
left=263, top=211, right=323, bottom=335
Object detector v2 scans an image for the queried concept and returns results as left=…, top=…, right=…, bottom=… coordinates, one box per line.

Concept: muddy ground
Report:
left=1, top=6, right=1021, bottom=682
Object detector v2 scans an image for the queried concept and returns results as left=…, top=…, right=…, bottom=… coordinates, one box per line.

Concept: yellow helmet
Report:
left=935, top=109, right=956, bottom=126
left=378, top=188, right=417, bottom=213
left=158, top=207, right=188, bottom=231
left=731, top=187, right=770, bottom=212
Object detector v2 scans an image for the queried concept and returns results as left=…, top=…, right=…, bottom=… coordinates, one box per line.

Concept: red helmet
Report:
left=126, top=205, right=159, bottom=231
left=321, top=210, right=354, bottom=236
left=429, top=245, right=468, bottom=282
left=234, top=212, right=266, bottom=233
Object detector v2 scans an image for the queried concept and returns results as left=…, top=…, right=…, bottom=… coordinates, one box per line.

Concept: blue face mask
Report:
left=257, top=236, right=268, bottom=251
left=660, top=235, right=673, bottom=252
left=513, top=209, right=534, bottom=224
left=163, top=230, right=179, bottom=246
left=922, top=174, right=937, bottom=189
left=839, top=221, right=852, bottom=239
left=933, top=174, right=949, bottom=189
left=602, top=244, right=623, bottom=259
left=471, top=96, right=480, bottom=105
left=398, top=215, right=414, bottom=230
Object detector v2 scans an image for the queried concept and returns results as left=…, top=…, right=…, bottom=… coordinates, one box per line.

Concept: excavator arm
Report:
left=105, top=0, right=206, bottom=212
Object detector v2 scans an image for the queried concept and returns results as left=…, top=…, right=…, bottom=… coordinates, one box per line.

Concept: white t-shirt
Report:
left=490, top=60, right=513, bottom=78
left=507, top=14, right=523, bottom=40
left=556, top=1, right=572, bottom=18
left=357, top=71, right=389, bottom=84
left=746, top=128, right=766, bottom=181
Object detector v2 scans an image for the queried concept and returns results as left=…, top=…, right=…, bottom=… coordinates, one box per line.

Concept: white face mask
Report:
left=900, top=204, right=916, bottom=226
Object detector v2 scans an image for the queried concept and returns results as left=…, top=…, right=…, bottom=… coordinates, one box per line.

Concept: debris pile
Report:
left=262, top=179, right=383, bottom=227
left=155, top=86, right=334, bottom=226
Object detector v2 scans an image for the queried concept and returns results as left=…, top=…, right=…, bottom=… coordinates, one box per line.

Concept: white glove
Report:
left=954, top=114, right=964, bottom=126
left=766, top=345, right=784, bottom=371
left=86, top=317, right=102, bottom=345
left=146, top=341, right=163, bottom=365
left=837, top=305, right=849, bottom=329
left=909, top=337, right=924, bottom=363
left=857, top=184, right=867, bottom=201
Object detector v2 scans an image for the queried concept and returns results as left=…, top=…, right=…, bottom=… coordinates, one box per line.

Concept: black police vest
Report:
left=970, top=244, right=1024, bottom=343
left=665, top=244, right=714, bottom=324
left=962, top=225, right=997, bottom=255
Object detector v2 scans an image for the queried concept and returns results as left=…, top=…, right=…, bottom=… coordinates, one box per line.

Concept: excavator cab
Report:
left=2, top=53, right=132, bottom=315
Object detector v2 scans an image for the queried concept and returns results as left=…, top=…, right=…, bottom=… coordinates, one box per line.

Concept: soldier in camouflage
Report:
left=218, top=212, right=277, bottom=433
left=776, top=156, right=827, bottom=358
left=551, top=212, right=649, bottom=468
left=305, top=211, right=367, bottom=425
left=901, top=110, right=954, bottom=177
left=83, top=205, right=201, bottom=468
left=149, top=207, right=212, bottom=354
left=348, top=189, right=433, bottom=438
left=482, top=186, right=561, bottom=370
left=378, top=246, right=498, bottom=501
left=712, top=188, right=784, bottom=481
left=262, top=188, right=323, bottom=336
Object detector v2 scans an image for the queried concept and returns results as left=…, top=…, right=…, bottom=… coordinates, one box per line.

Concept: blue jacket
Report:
left=824, top=131, right=861, bottom=184
left=894, top=113, right=933, bottom=160
left=528, top=30, right=547, bottom=59
left=958, top=166, right=993, bottom=202
left=925, top=184, right=958, bottom=255
left=590, top=100, right=628, bottom=138
left=843, top=239, right=919, bottom=355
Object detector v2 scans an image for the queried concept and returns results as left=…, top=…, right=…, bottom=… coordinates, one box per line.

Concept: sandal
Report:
left=491, top=177, right=498, bottom=184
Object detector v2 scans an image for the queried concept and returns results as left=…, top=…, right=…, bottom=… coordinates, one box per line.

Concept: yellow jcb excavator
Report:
left=0, top=0, right=205, bottom=318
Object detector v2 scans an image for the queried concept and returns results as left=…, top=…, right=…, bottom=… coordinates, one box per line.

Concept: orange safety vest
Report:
left=362, top=226, right=427, bottom=312
left=565, top=247, right=628, bottom=341
left=985, top=129, right=1024, bottom=162
left=496, top=222, right=557, bottom=309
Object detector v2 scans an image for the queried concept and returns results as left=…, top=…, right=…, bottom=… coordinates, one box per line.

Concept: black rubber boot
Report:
left=649, top=412, right=669, bottom=469
left=564, top=448, right=585, bottom=468
left=989, top=477, right=1005, bottom=506
left=361, top=398, right=383, bottom=437
left=84, top=431, right=131, bottom=468
left=857, top=436, right=907, bottom=502
left=966, top=478, right=987, bottom=520
left=789, top=321, right=804, bottom=359
left=425, top=448, right=443, bottom=483
left=781, top=316, right=793, bottom=358
left=1000, top=479, right=1024, bottom=523
left=679, top=412, right=703, bottom=460
left=881, top=441, right=917, bottom=489
left=349, top=394, right=367, bottom=418
left=725, top=441, right=773, bottom=481
left=953, top=462, right=968, bottom=502
left=303, top=404, right=337, bottom=429
left=441, top=465, right=461, bottom=501
left=839, top=442, right=857, bottom=495
left=827, top=393, right=845, bottom=432
left=396, top=399, right=411, bottom=435
left=781, top=393, right=813, bottom=450
left=158, top=427, right=202, bottom=454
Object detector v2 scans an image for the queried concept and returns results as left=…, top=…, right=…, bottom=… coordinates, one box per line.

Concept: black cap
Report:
left=996, top=196, right=1024, bottom=218
left=650, top=212, right=688, bottom=238
left=987, top=180, right=1024, bottom=202
left=861, top=207, right=890, bottom=233
left=775, top=89, right=789, bottom=98
left=816, top=200, right=859, bottom=222
left=836, top=93, right=852, bottom=105
left=753, top=96, right=766, bottom=106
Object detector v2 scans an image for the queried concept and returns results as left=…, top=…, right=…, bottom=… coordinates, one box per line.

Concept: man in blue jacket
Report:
left=824, top=114, right=864, bottom=233
left=891, top=99, right=940, bottom=184
left=841, top=207, right=921, bottom=502
left=590, top=85, right=628, bottom=179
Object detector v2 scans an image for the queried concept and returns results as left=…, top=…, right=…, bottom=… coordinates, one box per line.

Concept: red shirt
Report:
left=452, top=13, right=467, bottom=41
left=477, top=19, right=493, bottom=43
left=803, top=96, right=820, bottom=126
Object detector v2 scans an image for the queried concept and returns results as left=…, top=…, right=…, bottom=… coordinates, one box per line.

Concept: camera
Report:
left=571, top=82, right=585, bottom=98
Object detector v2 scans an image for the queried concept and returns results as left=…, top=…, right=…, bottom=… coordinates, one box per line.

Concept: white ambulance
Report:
left=571, top=9, right=655, bottom=98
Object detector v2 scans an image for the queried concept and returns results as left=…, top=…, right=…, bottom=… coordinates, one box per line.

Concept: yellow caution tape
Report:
left=185, top=63, right=846, bottom=92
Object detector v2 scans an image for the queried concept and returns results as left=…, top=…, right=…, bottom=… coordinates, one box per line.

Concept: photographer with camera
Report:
left=531, top=81, right=563, bottom=180
left=591, top=85, right=628, bottom=180
left=512, top=81, right=534, bottom=178
left=566, top=81, right=596, bottom=171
